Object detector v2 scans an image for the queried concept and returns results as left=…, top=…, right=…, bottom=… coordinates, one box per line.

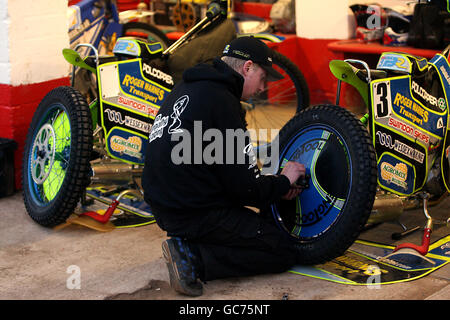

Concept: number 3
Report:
left=373, top=82, right=391, bottom=118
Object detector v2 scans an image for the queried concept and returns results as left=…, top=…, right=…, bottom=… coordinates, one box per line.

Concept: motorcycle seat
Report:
left=84, top=55, right=119, bottom=68
left=408, top=55, right=429, bottom=73
left=356, top=69, right=388, bottom=82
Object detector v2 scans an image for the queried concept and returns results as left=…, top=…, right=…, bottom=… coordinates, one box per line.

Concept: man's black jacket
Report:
left=142, top=58, right=290, bottom=232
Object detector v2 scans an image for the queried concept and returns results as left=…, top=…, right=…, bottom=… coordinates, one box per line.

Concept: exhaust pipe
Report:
left=90, top=161, right=143, bottom=184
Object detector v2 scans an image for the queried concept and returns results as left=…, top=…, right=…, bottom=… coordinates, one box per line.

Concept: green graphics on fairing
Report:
left=370, top=53, right=450, bottom=196
left=97, top=39, right=173, bottom=165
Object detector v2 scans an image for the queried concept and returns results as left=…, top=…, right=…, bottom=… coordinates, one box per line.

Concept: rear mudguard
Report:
left=62, top=48, right=96, bottom=73
left=329, top=60, right=369, bottom=107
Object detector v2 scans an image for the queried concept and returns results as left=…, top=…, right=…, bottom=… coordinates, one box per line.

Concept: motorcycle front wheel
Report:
left=22, top=86, right=93, bottom=227
left=269, top=104, right=377, bottom=264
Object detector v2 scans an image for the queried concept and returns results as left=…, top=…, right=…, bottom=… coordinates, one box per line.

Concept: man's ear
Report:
left=242, top=60, right=253, bottom=76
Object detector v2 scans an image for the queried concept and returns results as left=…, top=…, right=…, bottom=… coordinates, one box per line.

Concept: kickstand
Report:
left=379, top=193, right=435, bottom=265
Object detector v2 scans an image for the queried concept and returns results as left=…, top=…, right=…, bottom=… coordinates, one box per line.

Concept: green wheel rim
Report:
left=29, top=105, right=71, bottom=203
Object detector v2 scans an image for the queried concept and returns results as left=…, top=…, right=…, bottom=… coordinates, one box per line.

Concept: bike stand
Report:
left=55, top=189, right=145, bottom=232
left=378, top=193, right=440, bottom=265
left=80, top=189, right=143, bottom=223
left=80, top=199, right=120, bottom=224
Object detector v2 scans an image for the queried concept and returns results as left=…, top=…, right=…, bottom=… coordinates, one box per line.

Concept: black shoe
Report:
left=162, top=237, right=203, bottom=297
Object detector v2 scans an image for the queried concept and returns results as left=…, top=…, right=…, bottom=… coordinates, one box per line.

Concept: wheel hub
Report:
left=37, top=148, right=47, bottom=159
left=30, top=123, right=56, bottom=185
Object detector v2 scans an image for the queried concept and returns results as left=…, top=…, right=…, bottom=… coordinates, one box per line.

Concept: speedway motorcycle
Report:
left=329, top=48, right=450, bottom=262
left=22, top=1, right=309, bottom=230
left=68, top=0, right=170, bottom=101
left=268, top=45, right=450, bottom=264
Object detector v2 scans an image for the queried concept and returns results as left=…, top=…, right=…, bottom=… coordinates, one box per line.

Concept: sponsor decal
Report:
left=380, top=161, right=408, bottom=190
left=300, top=195, right=335, bottom=226
left=437, top=118, right=444, bottom=130
left=376, top=131, right=425, bottom=163
left=117, top=96, right=158, bottom=116
left=324, top=255, right=390, bottom=275
left=104, top=108, right=151, bottom=133
left=124, top=117, right=151, bottom=134
left=110, top=135, right=143, bottom=159
left=121, top=74, right=165, bottom=103
left=377, top=53, right=410, bottom=72
left=440, top=65, right=450, bottom=86
left=388, top=117, right=429, bottom=144
left=290, top=140, right=325, bottom=162
left=438, top=98, right=446, bottom=111
left=149, top=114, right=169, bottom=142
left=142, top=63, right=174, bottom=86
left=113, top=39, right=140, bottom=56
left=411, top=81, right=438, bottom=107
left=393, top=92, right=428, bottom=125
left=343, top=250, right=411, bottom=270
left=232, top=50, right=250, bottom=59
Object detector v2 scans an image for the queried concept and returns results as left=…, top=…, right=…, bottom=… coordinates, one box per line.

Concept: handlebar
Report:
left=162, top=0, right=229, bottom=55
left=206, top=0, right=228, bottom=19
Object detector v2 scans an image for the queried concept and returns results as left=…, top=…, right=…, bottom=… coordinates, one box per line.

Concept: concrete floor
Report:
left=0, top=191, right=449, bottom=301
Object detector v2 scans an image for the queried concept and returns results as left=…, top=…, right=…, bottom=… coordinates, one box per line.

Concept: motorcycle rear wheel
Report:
left=270, top=104, right=377, bottom=264
left=122, top=22, right=170, bottom=49
left=22, top=86, right=93, bottom=227
left=245, top=50, right=310, bottom=144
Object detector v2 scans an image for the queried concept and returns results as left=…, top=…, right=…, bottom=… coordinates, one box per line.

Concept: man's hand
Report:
left=281, top=161, right=305, bottom=185
left=280, top=161, right=306, bottom=200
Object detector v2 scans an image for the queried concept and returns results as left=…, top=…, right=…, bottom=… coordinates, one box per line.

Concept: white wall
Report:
left=0, top=0, right=11, bottom=84
left=0, top=0, right=69, bottom=86
left=296, top=0, right=355, bottom=39
left=296, top=0, right=414, bottom=39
